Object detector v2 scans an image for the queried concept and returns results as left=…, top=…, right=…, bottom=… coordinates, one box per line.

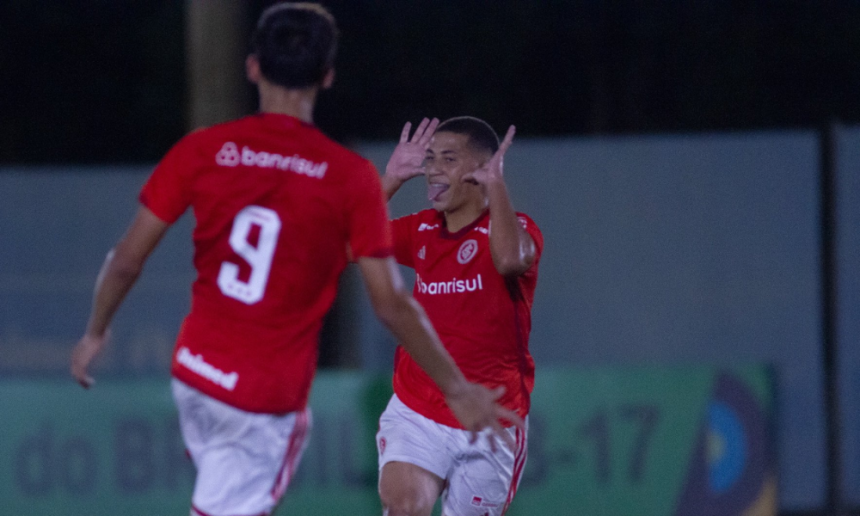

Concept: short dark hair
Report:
left=436, top=116, right=500, bottom=156
left=251, top=2, right=339, bottom=89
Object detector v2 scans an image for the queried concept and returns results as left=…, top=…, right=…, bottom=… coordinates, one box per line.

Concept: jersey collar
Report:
left=256, top=112, right=316, bottom=129
left=440, top=210, right=489, bottom=240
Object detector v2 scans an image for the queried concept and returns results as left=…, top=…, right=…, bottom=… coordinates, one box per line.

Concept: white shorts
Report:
left=377, top=395, right=528, bottom=516
left=172, top=379, right=311, bottom=516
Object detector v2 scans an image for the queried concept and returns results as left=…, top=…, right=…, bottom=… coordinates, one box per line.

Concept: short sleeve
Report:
left=139, top=133, right=200, bottom=224
left=346, top=160, right=393, bottom=259
left=391, top=214, right=417, bottom=268
left=518, top=213, right=544, bottom=270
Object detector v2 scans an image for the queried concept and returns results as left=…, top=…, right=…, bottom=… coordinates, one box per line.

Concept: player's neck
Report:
left=257, top=82, right=318, bottom=124
left=444, top=199, right=487, bottom=233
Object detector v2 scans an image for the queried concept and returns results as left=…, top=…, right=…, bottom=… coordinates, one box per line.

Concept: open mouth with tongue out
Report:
left=427, top=182, right=449, bottom=202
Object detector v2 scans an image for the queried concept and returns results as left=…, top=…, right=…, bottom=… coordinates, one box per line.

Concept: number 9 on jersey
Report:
left=217, top=205, right=282, bottom=304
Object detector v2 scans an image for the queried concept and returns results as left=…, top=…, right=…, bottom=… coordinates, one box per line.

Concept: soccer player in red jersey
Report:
left=376, top=116, right=542, bottom=516
left=70, top=5, right=521, bottom=516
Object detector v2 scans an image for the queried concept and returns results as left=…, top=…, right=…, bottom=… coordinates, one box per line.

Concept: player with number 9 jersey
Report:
left=140, top=112, right=391, bottom=414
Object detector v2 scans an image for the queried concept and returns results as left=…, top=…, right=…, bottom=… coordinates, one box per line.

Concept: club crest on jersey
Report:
left=457, top=239, right=479, bottom=264
left=417, top=246, right=426, bottom=260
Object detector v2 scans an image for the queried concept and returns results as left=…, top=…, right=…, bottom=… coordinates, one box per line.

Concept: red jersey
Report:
left=140, top=113, right=391, bottom=414
left=391, top=209, right=542, bottom=428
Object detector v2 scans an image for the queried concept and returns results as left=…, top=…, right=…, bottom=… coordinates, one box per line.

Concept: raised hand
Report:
left=384, top=117, right=440, bottom=184
left=462, top=124, right=515, bottom=186
left=445, top=382, right=524, bottom=452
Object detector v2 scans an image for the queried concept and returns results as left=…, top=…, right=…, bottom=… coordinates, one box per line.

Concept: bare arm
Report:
left=357, top=256, right=523, bottom=447
left=464, top=125, right=536, bottom=276
left=381, top=118, right=439, bottom=200
left=71, top=206, right=169, bottom=388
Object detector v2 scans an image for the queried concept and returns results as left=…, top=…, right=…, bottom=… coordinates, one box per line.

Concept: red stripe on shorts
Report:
left=503, top=427, right=527, bottom=514
left=271, top=409, right=309, bottom=500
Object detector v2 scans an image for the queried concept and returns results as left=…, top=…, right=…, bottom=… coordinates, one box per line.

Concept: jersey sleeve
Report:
left=390, top=214, right=417, bottom=268
left=139, top=133, right=200, bottom=224
left=346, top=160, right=393, bottom=259
left=518, top=213, right=544, bottom=272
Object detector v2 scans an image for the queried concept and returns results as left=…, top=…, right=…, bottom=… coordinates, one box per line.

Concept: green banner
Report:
left=0, top=367, right=774, bottom=515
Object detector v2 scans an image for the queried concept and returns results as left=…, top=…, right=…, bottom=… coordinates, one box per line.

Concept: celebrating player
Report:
left=70, top=5, right=520, bottom=516
left=377, top=117, right=543, bottom=516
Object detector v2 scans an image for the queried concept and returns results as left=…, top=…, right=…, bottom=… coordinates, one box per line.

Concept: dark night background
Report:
left=1, top=0, right=859, bottom=164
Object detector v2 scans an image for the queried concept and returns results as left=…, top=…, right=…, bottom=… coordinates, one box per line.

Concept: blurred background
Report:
left=1, top=1, right=859, bottom=515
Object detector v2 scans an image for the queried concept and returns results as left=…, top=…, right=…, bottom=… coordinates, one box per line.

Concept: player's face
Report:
left=424, top=132, right=486, bottom=213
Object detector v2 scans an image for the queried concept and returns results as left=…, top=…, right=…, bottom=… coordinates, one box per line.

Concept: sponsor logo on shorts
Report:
left=176, top=347, right=239, bottom=391
left=215, top=142, right=328, bottom=179
left=416, top=274, right=483, bottom=295
left=457, top=239, right=479, bottom=264
left=470, top=495, right=499, bottom=509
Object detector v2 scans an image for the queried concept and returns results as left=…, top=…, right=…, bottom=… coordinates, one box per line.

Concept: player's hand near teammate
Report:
left=382, top=117, right=439, bottom=199
left=445, top=383, right=524, bottom=452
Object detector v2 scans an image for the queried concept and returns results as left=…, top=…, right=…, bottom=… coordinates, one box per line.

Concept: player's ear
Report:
left=246, top=54, right=262, bottom=84
left=321, top=68, right=336, bottom=90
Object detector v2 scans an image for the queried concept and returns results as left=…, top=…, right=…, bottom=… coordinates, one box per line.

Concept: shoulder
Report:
left=192, top=116, right=256, bottom=142
left=304, top=134, right=380, bottom=190
left=296, top=125, right=373, bottom=171
left=166, top=126, right=210, bottom=151
left=165, top=119, right=244, bottom=159
left=515, top=211, right=543, bottom=252
left=515, top=212, right=541, bottom=234
left=393, top=209, right=438, bottom=227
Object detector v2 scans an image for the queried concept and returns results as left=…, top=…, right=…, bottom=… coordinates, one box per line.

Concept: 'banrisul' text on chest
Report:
left=416, top=274, right=483, bottom=295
